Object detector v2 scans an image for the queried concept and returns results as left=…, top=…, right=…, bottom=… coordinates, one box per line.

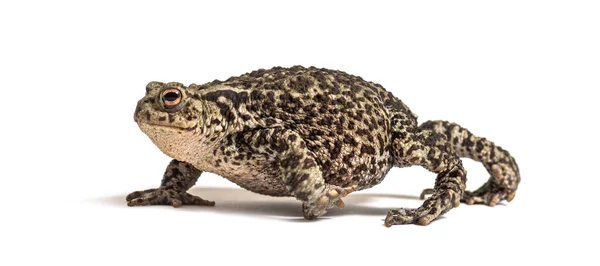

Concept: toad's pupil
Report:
left=163, top=92, right=179, bottom=102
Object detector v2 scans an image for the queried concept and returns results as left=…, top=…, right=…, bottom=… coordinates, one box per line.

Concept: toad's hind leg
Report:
left=126, top=159, right=215, bottom=207
left=419, top=121, right=521, bottom=206
left=386, top=126, right=466, bottom=226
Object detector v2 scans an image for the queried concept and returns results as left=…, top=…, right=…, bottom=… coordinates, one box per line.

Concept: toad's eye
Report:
left=161, top=88, right=182, bottom=107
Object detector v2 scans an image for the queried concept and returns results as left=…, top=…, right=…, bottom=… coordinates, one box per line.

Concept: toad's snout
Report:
left=134, top=103, right=142, bottom=122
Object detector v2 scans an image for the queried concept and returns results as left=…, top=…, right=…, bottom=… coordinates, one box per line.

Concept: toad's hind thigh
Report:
left=320, top=153, right=393, bottom=189
left=298, top=129, right=394, bottom=189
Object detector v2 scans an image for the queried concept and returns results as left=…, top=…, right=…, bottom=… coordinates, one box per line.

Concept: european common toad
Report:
left=129, top=66, right=520, bottom=226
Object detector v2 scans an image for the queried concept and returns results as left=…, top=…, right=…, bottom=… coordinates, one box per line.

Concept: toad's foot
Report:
left=421, top=181, right=516, bottom=207
left=126, top=187, right=215, bottom=207
left=385, top=191, right=460, bottom=226
left=462, top=180, right=516, bottom=207
left=302, top=184, right=358, bottom=220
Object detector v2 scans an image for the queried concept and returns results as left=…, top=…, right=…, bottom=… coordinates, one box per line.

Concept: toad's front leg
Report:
left=238, top=128, right=357, bottom=219
left=126, top=159, right=215, bottom=207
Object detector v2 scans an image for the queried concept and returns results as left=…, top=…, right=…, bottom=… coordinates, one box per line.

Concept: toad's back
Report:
left=193, top=66, right=417, bottom=189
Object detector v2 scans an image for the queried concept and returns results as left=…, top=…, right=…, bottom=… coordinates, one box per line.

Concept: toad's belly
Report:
left=224, top=172, right=293, bottom=196
left=190, top=145, right=393, bottom=196
left=200, top=161, right=292, bottom=196
left=203, top=161, right=391, bottom=197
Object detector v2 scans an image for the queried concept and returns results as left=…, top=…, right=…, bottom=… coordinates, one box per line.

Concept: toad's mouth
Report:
left=133, top=107, right=198, bottom=132
left=137, top=121, right=197, bottom=132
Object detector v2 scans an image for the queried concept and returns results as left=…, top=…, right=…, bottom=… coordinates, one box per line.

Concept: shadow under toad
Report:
left=97, top=187, right=423, bottom=219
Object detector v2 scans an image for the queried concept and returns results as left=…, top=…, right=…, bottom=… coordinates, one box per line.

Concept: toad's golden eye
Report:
left=161, top=88, right=182, bottom=107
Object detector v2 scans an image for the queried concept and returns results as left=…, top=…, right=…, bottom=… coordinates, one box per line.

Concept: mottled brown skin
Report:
left=129, top=66, right=521, bottom=226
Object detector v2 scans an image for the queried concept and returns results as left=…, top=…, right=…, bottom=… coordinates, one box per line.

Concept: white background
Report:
left=1, top=1, right=599, bottom=265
